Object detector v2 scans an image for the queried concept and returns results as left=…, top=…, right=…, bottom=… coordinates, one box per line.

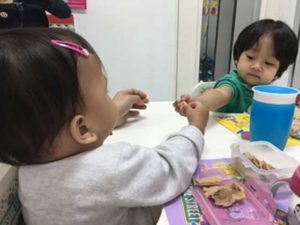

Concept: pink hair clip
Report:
left=51, top=40, right=89, bottom=57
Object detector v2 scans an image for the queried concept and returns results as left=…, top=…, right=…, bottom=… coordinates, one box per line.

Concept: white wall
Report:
left=214, top=0, right=236, bottom=80
left=72, top=0, right=178, bottom=101
left=176, top=0, right=202, bottom=98
left=291, top=1, right=300, bottom=88
left=259, top=0, right=298, bottom=86
left=69, top=0, right=298, bottom=100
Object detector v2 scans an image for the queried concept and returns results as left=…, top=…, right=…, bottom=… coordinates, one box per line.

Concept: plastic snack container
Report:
left=192, top=167, right=274, bottom=225
left=231, top=141, right=299, bottom=187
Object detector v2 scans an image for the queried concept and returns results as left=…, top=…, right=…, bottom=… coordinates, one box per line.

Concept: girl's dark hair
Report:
left=233, top=19, right=298, bottom=78
left=0, top=28, right=98, bottom=165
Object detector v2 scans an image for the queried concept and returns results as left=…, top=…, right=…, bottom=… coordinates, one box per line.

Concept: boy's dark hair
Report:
left=233, top=19, right=298, bottom=78
left=0, top=28, right=97, bottom=165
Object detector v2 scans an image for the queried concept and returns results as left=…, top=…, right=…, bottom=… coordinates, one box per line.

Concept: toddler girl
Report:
left=0, top=28, right=209, bottom=225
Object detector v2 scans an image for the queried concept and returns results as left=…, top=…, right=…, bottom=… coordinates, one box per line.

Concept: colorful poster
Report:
left=212, top=113, right=300, bottom=147
left=47, top=14, right=75, bottom=31
left=65, top=0, right=86, bottom=9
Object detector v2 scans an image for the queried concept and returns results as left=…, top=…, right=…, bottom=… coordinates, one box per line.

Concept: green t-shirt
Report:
left=214, top=70, right=253, bottom=113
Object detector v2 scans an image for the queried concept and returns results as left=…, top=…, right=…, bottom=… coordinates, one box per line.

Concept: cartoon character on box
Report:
left=289, top=200, right=300, bottom=224
left=295, top=204, right=300, bottom=223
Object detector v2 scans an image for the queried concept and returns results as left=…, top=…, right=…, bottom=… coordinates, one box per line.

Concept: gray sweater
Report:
left=18, top=125, right=204, bottom=225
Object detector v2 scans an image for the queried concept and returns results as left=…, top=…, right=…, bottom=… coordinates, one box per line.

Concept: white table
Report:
left=106, top=101, right=300, bottom=225
left=106, top=101, right=300, bottom=161
left=0, top=102, right=297, bottom=224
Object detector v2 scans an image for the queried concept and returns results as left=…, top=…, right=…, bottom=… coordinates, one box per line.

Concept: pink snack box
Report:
left=192, top=167, right=275, bottom=225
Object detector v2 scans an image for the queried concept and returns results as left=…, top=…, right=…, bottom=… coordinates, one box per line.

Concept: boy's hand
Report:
left=113, top=89, right=149, bottom=128
left=184, top=102, right=209, bottom=134
left=173, top=94, right=194, bottom=116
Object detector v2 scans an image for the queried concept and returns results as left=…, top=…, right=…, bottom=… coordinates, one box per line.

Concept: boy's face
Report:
left=77, top=54, right=118, bottom=146
left=235, top=35, right=280, bottom=86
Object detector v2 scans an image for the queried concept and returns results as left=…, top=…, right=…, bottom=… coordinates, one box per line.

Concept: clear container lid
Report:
left=231, top=141, right=299, bottom=187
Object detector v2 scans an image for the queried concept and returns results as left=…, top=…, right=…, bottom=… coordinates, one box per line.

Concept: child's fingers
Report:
left=185, top=101, right=206, bottom=115
left=180, top=94, right=193, bottom=103
left=173, top=100, right=183, bottom=112
left=180, top=101, right=189, bottom=115
left=127, top=110, right=140, bottom=118
left=129, top=95, right=148, bottom=109
left=180, top=95, right=189, bottom=101
left=173, top=100, right=187, bottom=116
left=173, top=100, right=181, bottom=106
left=127, top=88, right=147, bottom=98
left=188, top=101, right=199, bottom=109
left=179, top=103, right=185, bottom=113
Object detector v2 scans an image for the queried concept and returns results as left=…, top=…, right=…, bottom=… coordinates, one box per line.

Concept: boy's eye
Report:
left=265, top=62, right=275, bottom=66
left=246, top=55, right=254, bottom=60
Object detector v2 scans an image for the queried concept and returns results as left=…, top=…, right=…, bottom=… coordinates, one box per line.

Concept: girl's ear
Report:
left=69, top=115, right=98, bottom=145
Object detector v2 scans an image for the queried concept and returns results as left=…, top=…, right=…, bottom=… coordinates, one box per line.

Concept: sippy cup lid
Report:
left=289, top=165, right=300, bottom=197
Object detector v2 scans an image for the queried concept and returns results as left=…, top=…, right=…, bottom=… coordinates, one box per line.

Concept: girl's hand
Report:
left=113, top=89, right=149, bottom=128
left=184, top=101, right=209, bottom=134
left=173, top=94, right=194, bottom=116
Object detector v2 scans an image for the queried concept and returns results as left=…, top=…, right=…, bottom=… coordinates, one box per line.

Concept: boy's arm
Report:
left=194, top=85, right=233, bottom=111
